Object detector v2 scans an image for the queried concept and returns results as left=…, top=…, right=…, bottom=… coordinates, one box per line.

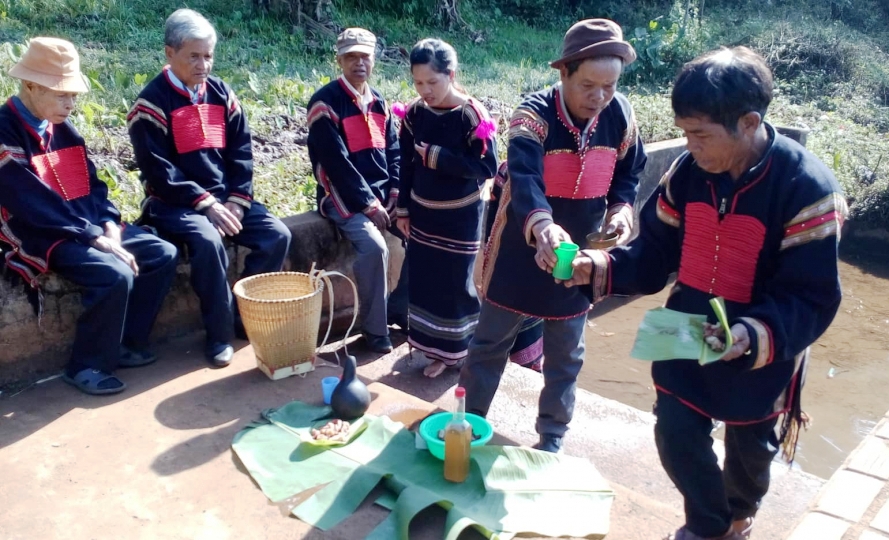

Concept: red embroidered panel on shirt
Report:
left=30, top=146, right=91, bottom=201
left=543, top=147, right=617, bottom=199
left=171, top=104, right=227, bottom=154
left=677, top=202, right=766, bottom=304
left=342, top=112, right=387, bottom=153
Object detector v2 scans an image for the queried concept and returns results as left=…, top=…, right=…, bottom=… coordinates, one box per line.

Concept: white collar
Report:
left=168, top=69, right=203, bottom=104
left=340, top=76, right=374, bottom=112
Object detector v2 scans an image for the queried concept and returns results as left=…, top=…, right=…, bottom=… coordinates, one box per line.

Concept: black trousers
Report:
left=50, top=225, right=178, bottom=375
left=654, top=391, right=779, bottom=538
left=458, top=300, right=586, bottom=438
left=144, top=199, right=291, bottom=344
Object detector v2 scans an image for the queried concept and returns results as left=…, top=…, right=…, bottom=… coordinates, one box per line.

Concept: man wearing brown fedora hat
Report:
left=565, top=47, right=845, bottom=540
left=460, top=19, right=646, bottom=452
left=305, top=27, right=409, bottom=355
left=0, top=37, right=179, bottom=395
left=128, top=9, right=292, bottom=368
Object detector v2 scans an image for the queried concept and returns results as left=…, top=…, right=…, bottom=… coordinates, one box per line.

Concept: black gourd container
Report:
left=330, top=355, right=370, bottom=420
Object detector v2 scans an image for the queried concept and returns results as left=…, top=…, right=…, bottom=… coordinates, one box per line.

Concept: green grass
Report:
left=1, top=0, right=888, bottom=225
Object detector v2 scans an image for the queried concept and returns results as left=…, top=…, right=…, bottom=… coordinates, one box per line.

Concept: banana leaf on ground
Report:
left=232, top=401, right=614, bottom=539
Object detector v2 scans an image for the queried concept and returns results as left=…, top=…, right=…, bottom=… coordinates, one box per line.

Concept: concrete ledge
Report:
left=786, top=415, right=889, bottom=539
left=0, top=214, right=405, bottom=390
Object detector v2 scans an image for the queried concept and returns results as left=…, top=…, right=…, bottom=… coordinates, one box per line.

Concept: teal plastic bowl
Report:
left=418, top=411, right=494, bottom=460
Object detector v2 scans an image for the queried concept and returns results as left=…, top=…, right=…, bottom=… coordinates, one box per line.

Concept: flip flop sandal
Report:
left=63, top=368, right=126, bottom=396
left=118, top=346, right=158, bottom=368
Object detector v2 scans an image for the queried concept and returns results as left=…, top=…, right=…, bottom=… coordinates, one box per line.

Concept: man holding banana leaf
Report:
left=567, top=47, right=845, bottom=540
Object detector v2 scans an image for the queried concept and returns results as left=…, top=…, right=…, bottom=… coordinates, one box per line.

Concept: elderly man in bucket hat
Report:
left=459, top=19, right=647, bottom=452
left=305, top=27, right=409, bottom=355
left=0, top=37, right=179, bottom=395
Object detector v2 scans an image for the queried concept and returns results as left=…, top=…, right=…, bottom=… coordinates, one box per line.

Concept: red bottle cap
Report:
left=455, top=387, right=466, bottom=398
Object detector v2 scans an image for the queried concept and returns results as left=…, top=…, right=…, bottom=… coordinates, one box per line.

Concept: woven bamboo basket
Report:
left=233, top=271, right=324, bottom=380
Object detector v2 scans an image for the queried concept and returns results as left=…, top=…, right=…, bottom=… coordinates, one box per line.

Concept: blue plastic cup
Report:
left=321, top=376, right=339, bottom=405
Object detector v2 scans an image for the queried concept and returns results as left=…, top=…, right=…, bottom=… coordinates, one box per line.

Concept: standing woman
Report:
left=395, top=38, right=498, bottom=378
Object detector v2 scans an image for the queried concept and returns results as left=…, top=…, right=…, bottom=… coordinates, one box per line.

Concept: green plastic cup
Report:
left=552, top=242, right=579, bottom=280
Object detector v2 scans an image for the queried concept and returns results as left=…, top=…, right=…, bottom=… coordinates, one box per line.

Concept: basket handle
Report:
left=314, top=269, right=359, bottom=367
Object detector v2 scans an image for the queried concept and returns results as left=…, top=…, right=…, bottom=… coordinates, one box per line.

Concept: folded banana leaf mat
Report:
left=232, top=401, right=614, bottom=539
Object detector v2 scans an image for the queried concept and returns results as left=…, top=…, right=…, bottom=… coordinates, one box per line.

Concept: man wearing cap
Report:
left=0, top=37, right=178, bottom=395
left=566, top=47, right=844, bottom=540
left=306, top=27, right=408, bottom=354
left=460, top=19, right=646, bottom=452
left=128, top=9, right=292, bottom=367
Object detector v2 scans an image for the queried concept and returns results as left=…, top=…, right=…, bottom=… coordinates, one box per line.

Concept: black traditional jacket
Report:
left=307, top=77, right=400, bottom=218
left=128, top=67, right=254, bottom=213
left=0, top=99, right=119, bottom=284
left=589, top=125, right=845, bottom=422
left=478, top=84, right=646, bottom=318
left=395, top=96, right=498, bottom=217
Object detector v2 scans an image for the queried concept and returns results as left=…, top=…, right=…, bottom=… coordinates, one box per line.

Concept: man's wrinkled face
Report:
left=559, top=57, right=622, bottom=121
left=25, top=83, right=77, bottom=124
left=675, top=115, right=747, bottom=175
left=337, top=52, right=374, bottom=88
left=166, top=38, right=215, bottom=89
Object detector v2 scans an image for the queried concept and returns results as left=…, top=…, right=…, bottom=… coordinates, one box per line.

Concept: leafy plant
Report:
left=3, top=0, right=889, bottom=228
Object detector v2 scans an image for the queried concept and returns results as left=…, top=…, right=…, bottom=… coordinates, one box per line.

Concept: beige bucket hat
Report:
left=8, top=37, right=90, bottom=93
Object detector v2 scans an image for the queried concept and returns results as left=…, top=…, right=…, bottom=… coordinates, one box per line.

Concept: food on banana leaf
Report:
left=311, top=419, right=351, bottom=442
left=703, top=322, right=726, bottom=352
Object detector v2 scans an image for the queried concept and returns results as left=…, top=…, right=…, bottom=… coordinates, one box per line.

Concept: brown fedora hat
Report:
left=8, top=37, right=89, bottom=93
left=550, top=19, right=636, bottom=68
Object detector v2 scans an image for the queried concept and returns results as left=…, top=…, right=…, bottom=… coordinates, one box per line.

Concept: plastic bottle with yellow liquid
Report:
left=444, top=386, right=472, bottom=482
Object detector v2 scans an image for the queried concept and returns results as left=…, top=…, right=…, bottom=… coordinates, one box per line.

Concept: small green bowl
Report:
left=418, top=412, right=494, bottom=461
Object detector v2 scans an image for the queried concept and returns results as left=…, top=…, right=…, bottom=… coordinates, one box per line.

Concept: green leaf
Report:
left=97, top=165, right=118, bottom=189
left=247, top=72, right=260, bottom=95
left=113, top=70, right=128, bottom=89
left=81, top=102, right=94, bottom=124
left=232, top=402, right=614, bottom=539
left=86, top=73, right=105, bottom=92
left=133, top=73, right=147, bottom=86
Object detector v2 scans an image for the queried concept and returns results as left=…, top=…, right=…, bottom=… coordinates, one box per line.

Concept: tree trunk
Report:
left=437, top=0, right=469, bottom=31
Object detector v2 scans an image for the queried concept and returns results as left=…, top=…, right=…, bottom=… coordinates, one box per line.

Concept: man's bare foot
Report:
left=423, top=360, right=447, bottom=378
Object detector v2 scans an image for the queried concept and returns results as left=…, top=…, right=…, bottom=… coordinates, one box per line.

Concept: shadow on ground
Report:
left=0, top=333, right=241, bottom=451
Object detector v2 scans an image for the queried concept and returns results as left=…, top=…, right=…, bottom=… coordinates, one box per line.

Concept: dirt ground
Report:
left=578, top=243, right=889, bottom=480
left=0, top=332, right=820, bottom=540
